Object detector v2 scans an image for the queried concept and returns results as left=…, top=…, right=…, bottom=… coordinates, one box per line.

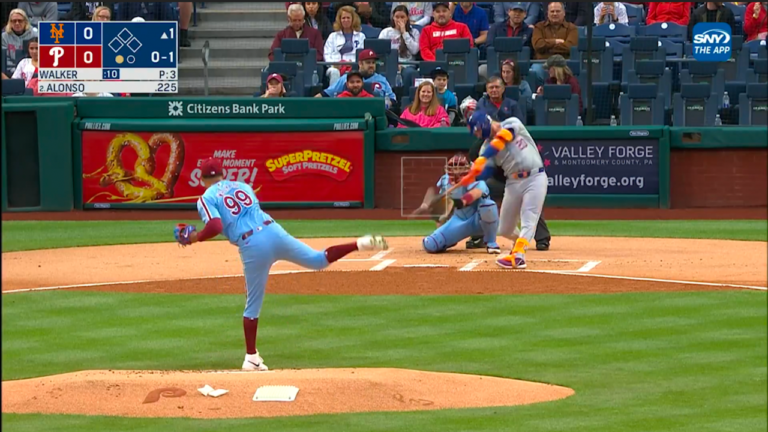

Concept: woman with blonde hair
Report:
left=2, top=8, right=38, bottom=76
left=324, top=5, right=365, bottom=86
left=536, top=54, right=583, bottom=113
left=399, top=81, right=450, bottom=128
left=92, top=6, right=112, bottom=21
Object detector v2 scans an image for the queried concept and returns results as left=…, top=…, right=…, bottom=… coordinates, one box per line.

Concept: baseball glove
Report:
left=174, top=223, right=196, bottom=246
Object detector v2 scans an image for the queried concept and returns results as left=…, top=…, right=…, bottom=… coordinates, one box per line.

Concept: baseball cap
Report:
left=358, top=49, right=379, bottom=61
left=430, top=67, right=449, bottom=79
left=346, top=70, right=364, bottom=80
left=509, top=2, right=526, bottom=11
left=545, top=54, right=567, bottom=69
left=200, top=158, right=223, bottom=178
left=432, top=2, right=451, bottom=10
left=266, top=73, right=284, bottom=84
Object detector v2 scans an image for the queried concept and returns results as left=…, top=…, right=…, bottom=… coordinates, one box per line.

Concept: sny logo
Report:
left=50, top=23, right=65, bottom=44
left=692, top=23, right=731, bottom=62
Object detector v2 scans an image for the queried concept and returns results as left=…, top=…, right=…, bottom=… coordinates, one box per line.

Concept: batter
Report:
left=462, top=112, right=548, bottom=269
left=173, top=158, right=388, bottom=371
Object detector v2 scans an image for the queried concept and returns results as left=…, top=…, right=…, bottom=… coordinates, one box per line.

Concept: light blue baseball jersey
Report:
left=197, top=180, right=272, bottom=246
left=437, top=174, right=490, bottom=221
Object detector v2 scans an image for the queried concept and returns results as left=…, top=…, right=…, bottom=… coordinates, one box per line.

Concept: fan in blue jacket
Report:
left=476, top=76, right=524, bottom=122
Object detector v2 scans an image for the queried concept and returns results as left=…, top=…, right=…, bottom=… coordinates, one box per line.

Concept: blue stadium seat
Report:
left=673, top=83, right=719, bottom=127
left=2, top=79, right=28, bottom=96
left=622, top=36, right=666, bottom=79
left=570, top=37, right=614, bottom=84
left=435, top=38, right=479, bottom=100
left=659, top=39, right=683, bottom=59
left=744, top=39, right=767, bottom=59
left=361, top=24, right=381, bottom=39
left=724, top=82, right=747, bottom=107
left=534, top=85, right=580, bottom=126
left=272, top=39, right=318, bottom=96
left=680, top=62, right=726, bottom=107
left=738, top=83, right=768, bottom=126
left=593, top=23, right=635, bottom=43
left=624, top=3, right=644, bottom=26
left=747, top=58, right=767, bottom=83
left=620, top=83, right=665, bottom=126
left=486, top=37, right=532, bottom=77
left=638, top=23, right=686, bottom=43
left=725, top=2, right=746, bottom=22
left=624, top=60, right=673, bottom=109
left=418, top=61, right=454, bottom=90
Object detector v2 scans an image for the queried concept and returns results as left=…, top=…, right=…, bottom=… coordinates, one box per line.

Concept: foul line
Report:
left=523, top=270, right=767, bottom=291
left=575, top=261, right=602, bottom=273
left=459, top=259, right=485, bottom=272
left=369, top=259, right=397, bottom=271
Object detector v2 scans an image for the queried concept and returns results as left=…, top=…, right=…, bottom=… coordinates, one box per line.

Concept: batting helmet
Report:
left=446, top=153, right=470, bottom=184
left=467, top=111, right=493, bottom=140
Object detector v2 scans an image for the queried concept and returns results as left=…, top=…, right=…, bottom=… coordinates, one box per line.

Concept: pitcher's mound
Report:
left=2, top=368, right=575, bottom=418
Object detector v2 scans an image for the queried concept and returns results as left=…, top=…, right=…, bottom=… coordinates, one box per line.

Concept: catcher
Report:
left=415, top=153, right=501, bottom=254
left=174, top=158, right=388, bottom=372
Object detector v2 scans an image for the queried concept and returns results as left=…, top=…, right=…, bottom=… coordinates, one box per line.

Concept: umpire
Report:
left=465, top=105, right=552, bottom=251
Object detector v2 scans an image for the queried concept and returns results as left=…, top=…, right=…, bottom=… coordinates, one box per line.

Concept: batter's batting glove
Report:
left=174, top=223, right=196, bottom=247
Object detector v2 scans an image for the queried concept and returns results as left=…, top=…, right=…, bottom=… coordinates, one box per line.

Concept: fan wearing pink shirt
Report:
left=399, top=80, right=450, bottom=128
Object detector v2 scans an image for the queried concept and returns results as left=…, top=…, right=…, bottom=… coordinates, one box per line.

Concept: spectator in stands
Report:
left=419, top=2, right=473, bottom=61
left=269, top=4, right=324, bottom=62
left=92, top=6, right=112, bottom=21
left=452, top=3, right=489, bottom=50
left=319, top=48, right=396, bottom=102
left=744, top=2, right=768, bottom=41
left=482, top=2, right=533, bottom=79
left=177, top=2, right=192, bottom=47
left=2, top=8, right=37, bottom=75
left=431, top=66, right=457, bottom=110
left=646, top=2, right=693, bottom=26
left=531, top=2, right=578, bottom=88
left=10, top=35, right=35, bottom=86
left=563, top=2, right=590, bottom=26
left=536, top=54, right=582, bottom=112
left=17, top=2, right=57, bottom=27
left=337, top=70, right=375, bottom=97
left=500, top=59, right=532, bottom=112
left=1, top=3, right=19, bottom=30
left=391, top=2, right=433, bottom=27
left=688, top=3, right=736, bottom=41
left=261, top=73, right=289, bottom=98
left=324, top=6, right=365, bottom=86
left=594, top=2, right=628, bottom=25
left=477, top=75, right=524, bottom=122
left=333, top=2, right=389, bottom=28
left=303, top=2, right=333, bottom=40
left=379, top=5, right=420, bottom=87
left=64, top=2, right=114, bottom=21
left=115, top=2, right=177, bottom=22
left=494, top=2, right=541, bottom=26
left=399, top=80, right=450, bottom=127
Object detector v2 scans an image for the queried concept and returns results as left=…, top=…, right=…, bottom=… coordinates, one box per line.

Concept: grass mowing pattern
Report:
left=2, top=219, right=766, bottom=252
left=2, top=290, right=766, bottom=432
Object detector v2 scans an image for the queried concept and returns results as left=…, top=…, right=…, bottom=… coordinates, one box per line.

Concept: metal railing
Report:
left=192, top=2, right=206, bottom=27
left=202, top=40, right=210, bottom=96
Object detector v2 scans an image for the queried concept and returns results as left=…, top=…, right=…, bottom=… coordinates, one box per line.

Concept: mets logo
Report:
left=50, top=23, right=65, bottom=44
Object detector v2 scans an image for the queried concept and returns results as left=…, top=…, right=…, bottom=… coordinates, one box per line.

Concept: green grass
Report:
left=2, top=219, right=766, bottom=252
left=2, top=290, right=766, bottom=432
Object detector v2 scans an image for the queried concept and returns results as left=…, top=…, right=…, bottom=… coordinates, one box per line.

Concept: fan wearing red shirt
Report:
left=646, top=2, right=694, bottom=26
left=336, top=70, right=374, bottom=97
left=419, top=2, right=473, bottom=61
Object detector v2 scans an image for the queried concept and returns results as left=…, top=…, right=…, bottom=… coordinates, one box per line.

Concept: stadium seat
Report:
left=744, top=39, right=768, bottom=59
left=673, top=83, right=719, bottom=127
left=501, top=86, right=527, bottom=124
left=361, top=24, right=381, bottom=39
left=747, top=58, right=767, bottom=83
left=738, top=83, right=768, bottom=126
left=625, top=60, right=673, bottom=108
left=1, top=79, right=28, bottom=96
left=435, top=39, right=479, bottom=103
left=485, top=37, right=532, bottom=77
left=272, top=39, right=318, bottom=96
left=570, top=37, right=614, bottom=84
left=620, top=83, right=665, bottom=126
left=638, top=23, right=686, bottom=43
left=659, top=38, right=683, bottom=59
left=725, top=2, right=746, bottom=23
left=361, top=39, right=398, bottom=85
left=624, top=3, right=645, bottom=26
left=622, top=36, right=666, bottom=80
left=260, top=61, right=304, bottom=96
left=680, top=62, right=726, bottom=107
left=534, top=85, right=580, bottom=126
left=418, top=61, right=454, bottom=90
left=593, top=23, right=635, bottom=43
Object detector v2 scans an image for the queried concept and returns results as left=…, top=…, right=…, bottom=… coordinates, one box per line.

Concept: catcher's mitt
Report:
left=174, top=223, right=197, bottom=246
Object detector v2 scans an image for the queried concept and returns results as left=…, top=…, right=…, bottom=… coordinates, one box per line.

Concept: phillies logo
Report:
left=49, top=47, right=65, bottom=66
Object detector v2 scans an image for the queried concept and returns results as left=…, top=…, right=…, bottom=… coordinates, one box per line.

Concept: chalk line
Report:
left=369, top=259, right=396, bottom=271
left=459, top=259, right=485, bottom=272
left=575, top=261, right=602, bottom=273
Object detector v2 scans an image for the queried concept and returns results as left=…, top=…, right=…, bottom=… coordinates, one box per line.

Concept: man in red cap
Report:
left=173, top=158, right=389, bottom=371
left=419, top=2, right=474, bottom=61
left=317, top=48, right=396, bottom=103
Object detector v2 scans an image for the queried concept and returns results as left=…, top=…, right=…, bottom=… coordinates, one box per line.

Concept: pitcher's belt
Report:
left=241, top=220, right=274, bottom=240
left=510, top=167, right=545, bottom=180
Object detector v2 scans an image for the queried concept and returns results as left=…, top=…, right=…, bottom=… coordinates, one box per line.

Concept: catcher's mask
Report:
left=446, top=153, right=470, bottom=184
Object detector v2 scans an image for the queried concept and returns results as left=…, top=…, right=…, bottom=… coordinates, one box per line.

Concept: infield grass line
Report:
left=523, top=270, right=768, bottom=291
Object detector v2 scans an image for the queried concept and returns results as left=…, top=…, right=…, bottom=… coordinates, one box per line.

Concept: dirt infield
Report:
left=1, top=369, right=574, bottom=419
left=2, top=234, right=765, bottom=419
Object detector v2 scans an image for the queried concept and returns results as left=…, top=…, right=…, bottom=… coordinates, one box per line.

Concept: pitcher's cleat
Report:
left=242, top=351, right=269, bottom=371
left=357, top=235, right=388, bottom=251
left=486, top=243, right=501, bottom=254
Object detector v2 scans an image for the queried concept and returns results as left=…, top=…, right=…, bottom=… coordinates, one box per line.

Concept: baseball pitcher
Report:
left=419, top=153, right=501, bottom=254
left=463, top=112, right=548, bottom=269
left=173, top=158, right=388, bottom=371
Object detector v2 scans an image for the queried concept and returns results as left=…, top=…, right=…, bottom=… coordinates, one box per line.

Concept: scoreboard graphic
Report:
left=39, top=21, right=178, bottom=94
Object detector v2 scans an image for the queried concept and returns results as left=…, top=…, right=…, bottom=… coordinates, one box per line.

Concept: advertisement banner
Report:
left=538, top=140, right=659, bottom=195
left=81, top=131, right=365, bottom=206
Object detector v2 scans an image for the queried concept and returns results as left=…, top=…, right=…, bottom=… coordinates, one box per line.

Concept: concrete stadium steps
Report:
left=181, top=2, right=285, bottom=95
